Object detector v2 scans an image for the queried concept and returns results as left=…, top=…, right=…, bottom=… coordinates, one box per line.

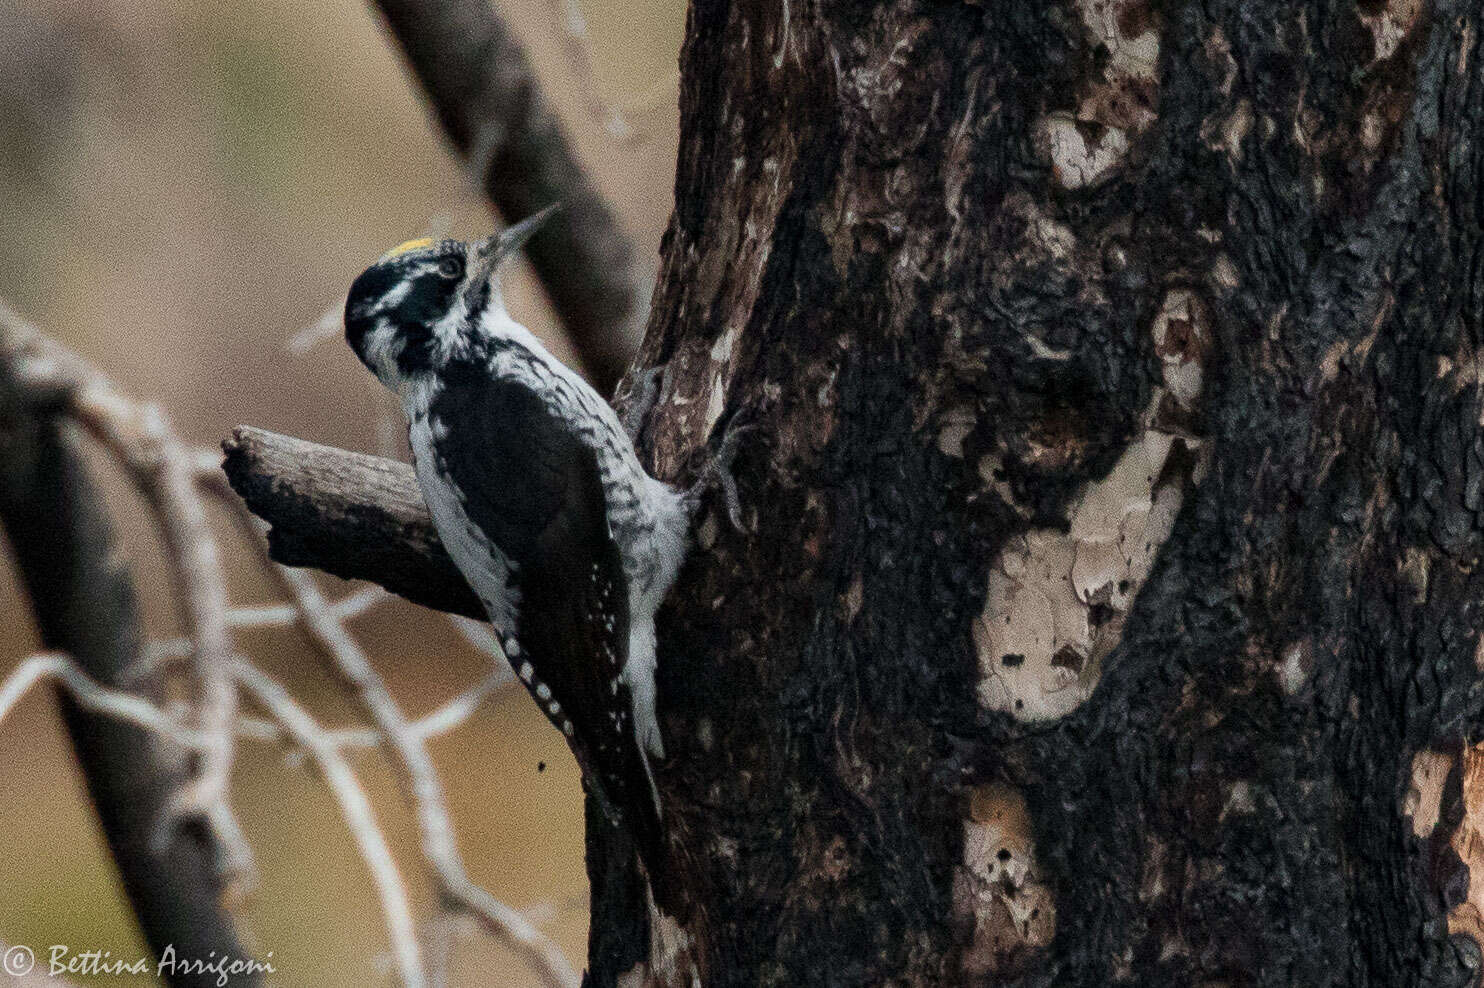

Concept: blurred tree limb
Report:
left=373, top=0, right=651, bottom=394
left=1, top=312, right=572, bottom=988
left=0, top=326, right=257, bottom=987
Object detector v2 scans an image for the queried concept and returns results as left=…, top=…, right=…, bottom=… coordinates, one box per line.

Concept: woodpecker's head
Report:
left=344, top=206, right=557, bottom=389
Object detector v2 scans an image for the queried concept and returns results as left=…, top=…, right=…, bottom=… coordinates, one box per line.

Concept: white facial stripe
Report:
left=367, top=277, right=413, bottom=317
left=361, top=259, right=463, bottom=389
left=429, top=248, right=492, bottom=359
left=431, top=301, right=470, bottom=358
left=362, top=317, right=404, bottom=385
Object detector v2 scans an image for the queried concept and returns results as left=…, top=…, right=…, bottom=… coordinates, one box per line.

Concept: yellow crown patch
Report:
left=381, top=237, right=434, bottom=260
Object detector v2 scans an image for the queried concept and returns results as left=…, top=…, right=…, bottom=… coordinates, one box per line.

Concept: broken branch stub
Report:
left=221, top=427, right=483, bottom=620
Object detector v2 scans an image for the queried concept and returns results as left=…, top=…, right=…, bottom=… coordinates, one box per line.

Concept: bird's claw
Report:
left=688, top=414, right=758, bottom=533
left=618, top=364, right=666, bottom=442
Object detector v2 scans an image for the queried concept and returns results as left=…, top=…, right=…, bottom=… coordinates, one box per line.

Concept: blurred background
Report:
left=0, top=0, right=685, bottom=982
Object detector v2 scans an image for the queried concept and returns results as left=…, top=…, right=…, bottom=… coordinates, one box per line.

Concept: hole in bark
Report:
left=1154, top=317, right=1193, bottom=359
left=1052, top=645, right=1086, bottom=671
left=1001, top=653, right=1026, bottom=668
left=1116, top=2, right=1155, bottom=38
left=998, top=848, right=1012, bottom=861
left=537, top=762, right=546, bottom=773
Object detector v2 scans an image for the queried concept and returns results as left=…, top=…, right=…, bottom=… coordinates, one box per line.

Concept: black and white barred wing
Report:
left=424, top=369, right=660, bottom=842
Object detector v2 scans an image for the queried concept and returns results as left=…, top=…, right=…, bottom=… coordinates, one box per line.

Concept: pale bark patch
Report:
left=1359, top=0, right=1423, bottom=62
left=937, top=405, right=979, bottom=458
left=1277, top=638, right=1315, bottom=695
left=1401, top=746, right=1484, bottom=954
left=1445, top=748, right=1484, bottom=949
left=1210, top=254, right=1240, bottom=293
left=619, top=906, right=699, bottom=988
left=1150, top=288, right=1211, bottom=413
left=1201, top=98, right=1253, bottom=166
left=1036, top=0, right=1161, bottom=189
left=975, top=531, right=1095, bottom=720
left=973, top=289, right=1210, bottom=722
left=954, top=783, right=1055, bottom=977
left=1404, top=748, right=1451, bottom=839
left=1037, top=113, right=1132, bottom=191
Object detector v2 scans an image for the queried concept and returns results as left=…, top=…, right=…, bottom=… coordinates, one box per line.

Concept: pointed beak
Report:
left=499, top=202, right=561, bottom=257
left=466, top=203, right=561, bottom=294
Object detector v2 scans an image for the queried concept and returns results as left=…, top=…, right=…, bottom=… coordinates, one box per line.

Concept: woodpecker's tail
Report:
left=495, top=628, right=666, bottom=877
left=577, top=734, right=666, bottom=881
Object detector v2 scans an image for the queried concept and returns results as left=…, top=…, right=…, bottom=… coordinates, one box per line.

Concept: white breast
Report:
left=407, top=412, right=519, bottom=633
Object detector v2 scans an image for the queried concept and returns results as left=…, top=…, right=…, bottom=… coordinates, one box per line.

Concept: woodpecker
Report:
left=343, top=208, right=712, bottom=863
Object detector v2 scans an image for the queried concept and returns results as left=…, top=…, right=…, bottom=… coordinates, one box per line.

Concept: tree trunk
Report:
left=625, top=0, right=1484, bottom=984
left=226, top=0, right=1484, bottom=983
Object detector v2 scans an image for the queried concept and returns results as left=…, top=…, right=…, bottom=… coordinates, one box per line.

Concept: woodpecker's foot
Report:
left=619, top=364, right=666, bottom=442
left=686, top=413, right=757, bottom=532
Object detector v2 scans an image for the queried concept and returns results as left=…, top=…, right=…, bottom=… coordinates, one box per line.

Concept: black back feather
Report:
left=426, top=362, right=663, bottom=869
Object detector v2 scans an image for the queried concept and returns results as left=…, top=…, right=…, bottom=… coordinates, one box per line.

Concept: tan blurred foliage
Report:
left=0, top=0, right=684, bottom=982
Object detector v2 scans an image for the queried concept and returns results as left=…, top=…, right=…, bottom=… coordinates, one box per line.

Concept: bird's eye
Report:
left=437, top=257, right=464, bottom=279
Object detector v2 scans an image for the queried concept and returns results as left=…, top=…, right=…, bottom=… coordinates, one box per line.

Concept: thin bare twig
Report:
left=234, top=669, right=511, bottom=754
left=0, top=303, right=585, bottom=987
left=1, top=304, right=562, bottom=987
left=287, top=302, right=344, bottom=354
left=65, top=395, right=240, bottom=857
left=140, top=586, right=390, bottom=672
left=233, top=660, right=426, bottom=988
left=0, top=300, right=250, bottom=887
left=0, top=653, right=204, bottom=748
left=1, top=646, right=504, bottom=777
left=0, top=650, right=423, bottom=983
left=446, top=614, right=509, bottom=663
left=0, top=649, right=424, bottom=984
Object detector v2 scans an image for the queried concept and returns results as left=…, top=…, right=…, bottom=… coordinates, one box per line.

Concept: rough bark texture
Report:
left=228, top=0, right=1484, bottom=984
left=0, top=366, right=256, bottom=987
left=373, top=0, right=651, bottom=393
left=628, top=0, right=1484, bottom=984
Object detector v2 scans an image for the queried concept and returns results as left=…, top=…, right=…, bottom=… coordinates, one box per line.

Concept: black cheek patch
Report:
left=395, top=325, right=437, bottom=375
left=463, top=278, right=491, bottom=325
left=393, top=269, right=457, bottom=375
left=400, top=269, right=457, bottom=328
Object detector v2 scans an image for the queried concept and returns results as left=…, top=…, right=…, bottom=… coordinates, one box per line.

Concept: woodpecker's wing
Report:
left=425, top=367, right=661, bottom=855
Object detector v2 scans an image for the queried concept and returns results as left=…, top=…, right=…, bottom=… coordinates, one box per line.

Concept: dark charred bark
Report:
left=228, top=0, right=1484, bottom=984
left=0, top=364, right=256, bottom=987
left=631, top=0, right=1484, bottom=984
